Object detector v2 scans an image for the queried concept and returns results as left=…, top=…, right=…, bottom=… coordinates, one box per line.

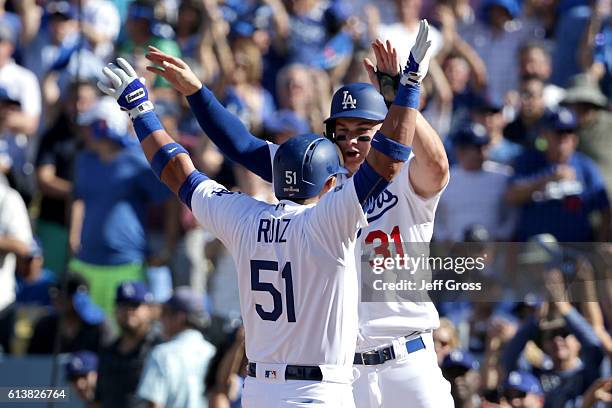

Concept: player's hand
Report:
left=98, top=58, right=153, bottom=119
left=400, top=19, right=432, bottom=86
left=363, top=39, right=400, bottom=94
left=146, top=46, right=202, bottom=96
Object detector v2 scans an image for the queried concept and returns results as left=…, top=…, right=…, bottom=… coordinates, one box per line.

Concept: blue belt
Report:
left=353, top=336, right=425, bottom=366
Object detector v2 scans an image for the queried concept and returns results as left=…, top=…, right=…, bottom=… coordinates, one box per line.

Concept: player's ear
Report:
left=321, top=176, right=337, bottom=195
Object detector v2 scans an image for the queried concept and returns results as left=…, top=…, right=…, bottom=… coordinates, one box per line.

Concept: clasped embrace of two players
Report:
left=98, top=19, right=453, bottom=408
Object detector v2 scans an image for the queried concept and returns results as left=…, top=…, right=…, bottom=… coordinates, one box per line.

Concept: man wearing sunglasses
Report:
left=505, top=108, right=610, bottom=242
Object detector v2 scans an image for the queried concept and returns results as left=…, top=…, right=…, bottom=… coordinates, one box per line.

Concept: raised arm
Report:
left=145, top=47, right=274, bottom=182
left=352, top=20, right=432, bottom=200
left=98, top=59, right=205, bottom=208
left=363, top=35, right=449, bottom=197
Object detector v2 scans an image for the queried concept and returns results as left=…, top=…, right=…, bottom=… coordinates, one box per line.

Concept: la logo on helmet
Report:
left=341, top=91, right=357, bottom=109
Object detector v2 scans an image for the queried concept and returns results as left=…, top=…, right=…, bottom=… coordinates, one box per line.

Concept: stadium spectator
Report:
left=67, top=0, right=120, bottom=60
left=581, top=2, right=612, bottom=100
left=0, top=178, right=33, bottom=353
left=65, top=350, right=99, bottom=405
left=503, top=76, right=552, bottom=148
left=580, top=377, right=612, bottom=408
left=15, top=238, right=55, bottom=306
left=499, top=370, right=544, bottom=408
left=263, top=109, right=310, bottom=144
left=68, top=97, right=172, bottom=316
left=460, top=0, right=533, bottom=105
left=472, top=98, right=522, bottom=166
left=562, top=74, right=612, bottom=195
left=28, top=273, right=111, bottom=354
left=441, top=349, right=481, bottom=408
left=35, top=79, right=97, bottom=276
left=442, top=54, right=482, bottom=136
left=206, top=326, right=246, bottom=408
left=436, top=123, right=516, bottom=241
left=95, top=281, right=163, bottom=408
left=518, top=42, right=565, bottom=108
left=137, top=287, right=215, bottom=408
left=505, top=108, right=611, bottom=242
left=378, top=0, right=444, bottom=63
left=502, top=293, right=605, bottom=407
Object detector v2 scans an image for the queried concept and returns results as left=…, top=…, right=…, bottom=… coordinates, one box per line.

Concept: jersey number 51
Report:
left=250, top=260, right=296, bottom=322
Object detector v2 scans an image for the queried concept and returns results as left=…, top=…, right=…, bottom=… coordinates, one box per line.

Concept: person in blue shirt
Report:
left=502, top=298, right=605, bottom=408
left=69, top=97, right=172, bottom=317
left=15, top=238, right=56, bottom=306
left=505, top=108, right=610, bottom=242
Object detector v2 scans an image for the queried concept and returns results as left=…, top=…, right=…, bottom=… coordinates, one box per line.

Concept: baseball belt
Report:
left=247, top=362, right=323, bottom=381
left=353, top=335, right=426, bottom=366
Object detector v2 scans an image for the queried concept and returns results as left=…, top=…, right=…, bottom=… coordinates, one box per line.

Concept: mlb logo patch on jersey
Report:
left=265, top=370, right=278, bottom=379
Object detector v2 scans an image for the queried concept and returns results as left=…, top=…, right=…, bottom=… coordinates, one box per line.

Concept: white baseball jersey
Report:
left=352, top=159, right=446, bottom=351
left=268, top=146, right=445, bottom=351
left=190, top=177, right=367, bottom=376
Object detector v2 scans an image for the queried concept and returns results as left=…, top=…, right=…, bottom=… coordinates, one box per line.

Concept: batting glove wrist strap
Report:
left=128, top=100, right=154, bottom=120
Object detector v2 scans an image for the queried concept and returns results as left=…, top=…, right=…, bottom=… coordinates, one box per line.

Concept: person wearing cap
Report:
left=562, top=74, right=612, bottom=197
left=22, top=1, right=80, bottom=81
left=117, top=0, right=180, bottom=88
left=94, top=281, right=163, bottom=408
left=137, top=287, right=215, bottom=408
left=471, top=97, right=522, bottom=166
left=68, top=97, right=173, bottom=317
left=504, top=76, right=554, bottom=149
left=436, top=123, right=516, bottom=241
left=28, top=273, right=112, bottom=354
left=499, top=370, right=544, bottom=408
left=66, top=350, right=99, bottom=404
left=506, top=107, right=610, bottom=242
left=502, top=298, right=604, bottom=408
left=15, top=238, right=56, bottom=306
left=441, top=349, right=481, bottom=408
left=459, top=0, right=535, bottom=105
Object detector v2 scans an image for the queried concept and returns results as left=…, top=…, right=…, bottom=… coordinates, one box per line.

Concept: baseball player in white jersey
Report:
left=98, top=22, right=430, bottom=407
left=147, top=20, right=452, bottom=407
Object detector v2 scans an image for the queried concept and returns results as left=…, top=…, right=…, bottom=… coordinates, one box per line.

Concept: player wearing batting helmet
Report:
left=146, top=19, right=452, bottom=408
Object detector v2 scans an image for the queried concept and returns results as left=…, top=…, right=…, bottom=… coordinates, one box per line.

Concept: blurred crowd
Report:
left=0, top=0, right=610, bottom=407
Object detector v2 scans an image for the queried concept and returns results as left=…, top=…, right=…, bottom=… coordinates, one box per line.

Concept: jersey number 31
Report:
left=250, top=260, right=296, bottom=322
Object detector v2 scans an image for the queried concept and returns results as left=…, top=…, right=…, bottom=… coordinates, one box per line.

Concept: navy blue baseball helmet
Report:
left=324, top=83, right=387, bottom=139
left=274, top=134, right=348, bottom=200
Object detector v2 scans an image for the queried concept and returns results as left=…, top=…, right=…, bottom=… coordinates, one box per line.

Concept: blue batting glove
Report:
left=98, top=58, right=154, bottom=119
left=400, top=19, right=432, bottom=87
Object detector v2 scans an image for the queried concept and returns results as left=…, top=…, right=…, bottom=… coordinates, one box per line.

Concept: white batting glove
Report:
left=97, top=58, right=154, bottom=119
left=400, top=19, right=432, bottom=86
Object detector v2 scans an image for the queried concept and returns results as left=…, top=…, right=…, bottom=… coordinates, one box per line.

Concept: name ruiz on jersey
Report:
left=257, top=218, right=291, bottom=243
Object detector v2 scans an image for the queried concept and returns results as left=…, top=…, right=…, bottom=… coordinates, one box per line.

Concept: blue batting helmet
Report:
left=273, top=134, right=348, bottom=200
left=324, top=83, right=387, bottom=139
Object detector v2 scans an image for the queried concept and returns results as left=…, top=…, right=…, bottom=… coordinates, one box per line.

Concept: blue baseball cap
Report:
left=546, top=108, right=578, bottom=132
left=46, top=1, right=78, bottom=20
left=72, top=291, right=105, bottom=325
left=264, top=110, right=310, bottom=135
left=481, top=0, right=520, bottom=19
left=503, top=371, right=543, bottom=395
left=164, top=287, right=205, bottom=315
left=116, top=281, right=154, bottom=304
left=442, top=350, right=480, bottom=371
left=452, top=123, right=490, bottom=147
left=65, top=351, right=98, bottom=379
left=129, top=4, right=156, bottom=21
left=0, top=21, right=16, bottom=45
